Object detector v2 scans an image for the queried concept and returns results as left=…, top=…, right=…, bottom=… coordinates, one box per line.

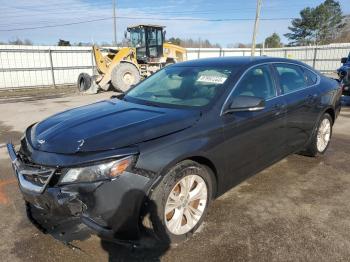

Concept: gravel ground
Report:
left=0, top=91, right=350, bottom=262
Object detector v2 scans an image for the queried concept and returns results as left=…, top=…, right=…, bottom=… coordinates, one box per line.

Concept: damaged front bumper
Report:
left=7, top=143, right=153, bottom=240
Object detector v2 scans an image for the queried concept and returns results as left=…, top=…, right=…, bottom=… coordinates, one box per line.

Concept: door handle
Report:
left=273, top=103, right=286, bottom=116
left=307, top=94, right=318, bottom=102
left=274, top=103, right=286, bottom=109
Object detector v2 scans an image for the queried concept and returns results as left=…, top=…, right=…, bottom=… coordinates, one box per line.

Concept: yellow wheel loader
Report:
left=77, top=24, right=187, bottom=93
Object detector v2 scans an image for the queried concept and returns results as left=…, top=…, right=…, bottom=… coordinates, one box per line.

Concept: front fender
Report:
left=135, top=127, right=225, bottom=194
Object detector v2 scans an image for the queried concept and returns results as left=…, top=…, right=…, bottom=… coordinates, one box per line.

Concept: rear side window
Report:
left=303, top=68, right=318, bottom=86
left=232, top=65, right=276, bottom=100
left=275, top=64, right=307, bottom=94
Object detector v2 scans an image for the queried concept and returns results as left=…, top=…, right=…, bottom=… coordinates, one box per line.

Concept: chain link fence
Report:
left=0, top=43, right=349, bottom=90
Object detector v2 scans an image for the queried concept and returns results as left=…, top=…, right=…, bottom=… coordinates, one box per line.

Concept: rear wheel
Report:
left=303, top=113, right=333, bottom=156
left=111, top=63, right=141, bottom=93
left=77, top=73, right=92, bottom=92
left=147, top=160, right=214, bottom=243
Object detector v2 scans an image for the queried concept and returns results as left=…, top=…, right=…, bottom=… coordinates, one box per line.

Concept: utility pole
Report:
left=251, top=0, right=262, bottom=56
left=113, top=0, right=117, bottom=46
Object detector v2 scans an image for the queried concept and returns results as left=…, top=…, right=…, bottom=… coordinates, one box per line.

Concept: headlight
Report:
left=59, top=156, right=135, bottom=184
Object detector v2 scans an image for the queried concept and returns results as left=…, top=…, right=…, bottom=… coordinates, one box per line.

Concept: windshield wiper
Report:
left=142, top=101, right=162, bottom=107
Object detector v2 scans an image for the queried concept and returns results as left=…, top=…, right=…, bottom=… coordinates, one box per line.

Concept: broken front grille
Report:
left=11, top=149, right=56, bottom=194
left=22, top=169, right=54, bottom=187
left=15, top=160, right=56, bottom=193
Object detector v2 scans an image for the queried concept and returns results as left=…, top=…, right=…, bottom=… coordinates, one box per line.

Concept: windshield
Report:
left=125, top=66, right=237, bottom=108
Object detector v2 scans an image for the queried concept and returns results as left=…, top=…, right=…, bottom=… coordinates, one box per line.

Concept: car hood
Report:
left=29, top=99, right=200, bottom=154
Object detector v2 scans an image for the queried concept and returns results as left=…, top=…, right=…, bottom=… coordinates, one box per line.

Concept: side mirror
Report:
left=341, top=57, right=348, bottom=64
left=124, top=31, right=127, bottom=39
left=224, top=96, right=265, bottom=114
left=338, top=69, right=347, bottom=79
left=163, top=30, right=166, bottom=40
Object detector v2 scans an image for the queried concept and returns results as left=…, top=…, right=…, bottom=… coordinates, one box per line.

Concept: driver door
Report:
left=221, top=64, right=287, bottom=188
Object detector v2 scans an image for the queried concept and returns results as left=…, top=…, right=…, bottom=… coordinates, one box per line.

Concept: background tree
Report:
left=264, top=33, right=282, bottom=48
left=167, top=37, right=181, bottom=46
left=237, top=43, right=248, bottom=48
left=166, top=37, right=221, bottom=48
left=8, top=38, right=32, bottom=45
left=58, top=39, right=71, bottom=46
left=285, top=0, right=345, bottom=45
left=335, top=15, right=350, bottom=43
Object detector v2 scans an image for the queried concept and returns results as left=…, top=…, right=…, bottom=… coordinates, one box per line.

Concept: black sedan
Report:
left=7, top=57, right=342, bottom=244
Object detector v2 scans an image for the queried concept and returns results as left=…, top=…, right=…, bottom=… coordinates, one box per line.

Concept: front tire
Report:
left=303, top=113, right=333, bottom=156
left=111, top=63, right=141, bottom=93
left=147, top=160, right=214, bottom=244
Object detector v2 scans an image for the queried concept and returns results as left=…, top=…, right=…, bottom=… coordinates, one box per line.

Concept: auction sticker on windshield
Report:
left=197, top=75, right=227, bottom=84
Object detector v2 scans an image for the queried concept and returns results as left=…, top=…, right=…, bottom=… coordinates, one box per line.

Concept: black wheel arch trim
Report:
left=306, top=106, right=335, bottom=148
left=147, top=153, right=219, bottom=200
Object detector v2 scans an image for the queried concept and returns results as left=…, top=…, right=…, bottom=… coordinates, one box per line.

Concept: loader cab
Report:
left=127, top=25, right=164, bottom=63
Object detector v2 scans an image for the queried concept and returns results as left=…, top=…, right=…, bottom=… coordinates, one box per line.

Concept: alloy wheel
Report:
left=164, top=174, right=208, bottom=235
left=317, top=118, right=331, bottom=152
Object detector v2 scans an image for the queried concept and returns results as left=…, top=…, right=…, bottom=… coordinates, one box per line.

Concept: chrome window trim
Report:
left=301, top=66, right=320, bottom=87
left=273, top=63, right=321, bottom=95
left=220, top=61, right=321, bottom=116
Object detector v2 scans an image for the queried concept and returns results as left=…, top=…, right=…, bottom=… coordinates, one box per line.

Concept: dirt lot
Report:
left=0, top=91, right=350, bottom=262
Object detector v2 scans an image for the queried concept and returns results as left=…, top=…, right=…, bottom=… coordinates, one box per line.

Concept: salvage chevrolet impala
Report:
left=7, top=57, right=342, bottom=243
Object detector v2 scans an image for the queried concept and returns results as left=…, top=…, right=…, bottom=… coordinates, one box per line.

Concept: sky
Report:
left=0, top=0, right=349, bottom=47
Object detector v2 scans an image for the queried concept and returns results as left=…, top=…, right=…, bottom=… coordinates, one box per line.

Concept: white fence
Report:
left=186, top=43, right=350, bottom=73
left=0, top=43, right=349, bottom=90
left=0, top=45, right=94, bottom=90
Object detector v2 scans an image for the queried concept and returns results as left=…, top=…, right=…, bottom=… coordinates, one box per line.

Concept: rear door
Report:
left=221, top=64, right=287, bottom=188
left=272, top=63, right=320, bottom=152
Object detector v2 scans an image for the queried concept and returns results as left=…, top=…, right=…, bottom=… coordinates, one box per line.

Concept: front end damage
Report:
left=7, top=140, right=154, bottom=241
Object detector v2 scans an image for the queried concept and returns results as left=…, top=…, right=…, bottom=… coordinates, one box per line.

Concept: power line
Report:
left=1, top=2, right=314, bottom=14
left=0, top=16, right=296, bottom=32
left=0, top=4, right=311, bottom=19
left=0, top=18, right=112, bottom=31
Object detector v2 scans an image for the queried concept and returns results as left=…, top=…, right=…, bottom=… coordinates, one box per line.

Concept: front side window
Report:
left=125, top=66, right=238, bottom=107
left=232, top=65, right=276, bottom=100
left=275, top=64, right=306, bottom=94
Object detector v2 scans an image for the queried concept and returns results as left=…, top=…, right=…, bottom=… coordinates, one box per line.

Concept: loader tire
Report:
left=111, top=63, right=140, bottom=93
left=77, top=73, right=92, bottom=92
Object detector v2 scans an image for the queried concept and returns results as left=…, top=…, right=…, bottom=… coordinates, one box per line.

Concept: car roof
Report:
left=174, top=56, right=308, bottom=68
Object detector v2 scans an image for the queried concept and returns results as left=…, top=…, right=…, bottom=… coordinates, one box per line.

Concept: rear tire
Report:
left=111, top=63, right=141, bottom=93
left=77, top=73, right=92, bottom=92
left=146, top=160, right=214, bottom=244
left=302, top=113, right=333, bottom=157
